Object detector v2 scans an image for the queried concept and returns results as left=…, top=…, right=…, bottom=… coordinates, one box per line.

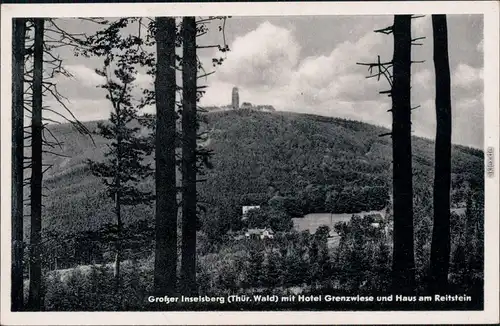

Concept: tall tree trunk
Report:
left=114, top=109, right=123, bottom=305
left=27, top=18, right=44, bottom=311
left=11, top=18, right=26, bottom=312
left=391, top=15, right=416, bottom=294
left=429, top=14, right=453, bottom=293
left=154, top=17, right=178, bottom=296
left=180, top=16, right=198, bottom=296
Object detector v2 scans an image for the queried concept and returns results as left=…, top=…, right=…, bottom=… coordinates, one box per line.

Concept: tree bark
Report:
left=391, top=15, right=416, bottom=294
left=27, top=18, right=44, bottom=311
left=154, top=17, right=178, bottom=296
left=180, top=16, right=198, bottom=296
left=114, top=101, right=123, bottom=306
left=11, top=18, right=26, bottom=312
left=429, top=14, right=453, bottom=293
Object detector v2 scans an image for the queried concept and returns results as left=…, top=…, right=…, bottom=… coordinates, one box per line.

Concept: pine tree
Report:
left=391, top=15, right=415, bottom=294
left=357, top=14, right=426, bottom=294
left=11, top=18, right=26, bottom=312
left=247, top=247, right=264, bottom=289
left=180, top=16, right=198, bottom=296
left=27, top=18, right=44, bottom=311
left=463, top=186, right=484, bottom=290
left=78, top=16, right=228, bottom=296
left=429, top=14, right=452, bottom=293
left=154, top=17, right=178, bottom=296
left=264, top=250, right=282, bottom=288
left=87, top=60, right=153, bottom=301
left=318, top=246, right=331, bottom=288
left=21, top=18, right=95, bottom=310
left=309, top=239, right=320, bottom=287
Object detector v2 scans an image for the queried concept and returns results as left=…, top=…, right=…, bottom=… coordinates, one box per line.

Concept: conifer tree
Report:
left=154, top=16, right=178, bottom=296
left=390, top=15, right=415, bottom=295
left=264, top=250, right=282, bottom=288
left=11, top=18, right=26, bottom=312
left=247, top=246, right=264, bottom=288
left=16, top=17, right=106, bottom=310
left=309, top=239, right=320, bottom=287
left=180, top=16, right=198, bottom=295
left=429, top=14, right=452, bottom=293
left=87, top=59, right=153, bottom=299
left=357, top=15, right=421, bottom=294
left=27, top=18, right=44, bottom=311
left=80, top=16, right=229, bottom=295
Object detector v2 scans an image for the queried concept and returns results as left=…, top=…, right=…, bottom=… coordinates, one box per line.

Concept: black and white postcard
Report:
left=1, top=1, right=499, bottom=325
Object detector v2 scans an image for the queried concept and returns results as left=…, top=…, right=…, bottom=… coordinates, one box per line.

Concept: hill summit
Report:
left=37, top=110, right=483, bottom=237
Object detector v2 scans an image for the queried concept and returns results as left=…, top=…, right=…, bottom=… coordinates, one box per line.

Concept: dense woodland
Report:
left=36, top=111, right=483, bottom=250
left=11, top=15, right=484, bottom=311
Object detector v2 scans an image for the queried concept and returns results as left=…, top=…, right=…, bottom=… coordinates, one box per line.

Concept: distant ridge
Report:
left=202, top=104, right=276, bottom=113
left=34, top=110, right=483, bottom=238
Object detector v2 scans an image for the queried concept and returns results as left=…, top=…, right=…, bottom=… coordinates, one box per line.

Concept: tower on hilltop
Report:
left=232, top=87, right=239, bottom=109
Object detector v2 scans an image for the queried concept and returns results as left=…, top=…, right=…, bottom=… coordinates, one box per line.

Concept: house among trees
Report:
left=450, top=206, right=466, bottom=216
left=254, top=105, right=276, bottom=112
left=241, top=205, right=261, bottom=220
left=294, top=210, right=390, bottom=248
left=292, top=209, right=387, bottom=235
left=245, top=228, right=274, bottom=240
left=241, top=102, right=253, bottom=110
left=240, top=102, right=276, bottom=112
left=366, top=213, right=385, bottom=228
left=327, top=229, right=341, bottom=248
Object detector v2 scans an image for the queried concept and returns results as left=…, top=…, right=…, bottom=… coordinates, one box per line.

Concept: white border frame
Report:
left=1, top=2, right=498, bottom=325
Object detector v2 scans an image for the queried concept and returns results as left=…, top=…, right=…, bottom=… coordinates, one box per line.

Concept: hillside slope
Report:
left=30, top=110, right=483, bottom=237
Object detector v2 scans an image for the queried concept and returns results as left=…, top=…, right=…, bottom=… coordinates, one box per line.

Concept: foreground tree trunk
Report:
left=391, top=15, right=416, bottom=294
left=113, top=94, right=124, bottom=305
left=154, top=17, right=178, bottom=296
left=11, top=18, right=26, bottom=312
left=429, top=14, right=452, bottom=293
left=27, top=18, right=44, bottom=311
left=180, top=16, right=198, bottom=296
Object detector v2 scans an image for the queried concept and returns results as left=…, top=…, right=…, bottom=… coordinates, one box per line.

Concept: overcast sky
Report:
left=48, top=15, right=484, bottom=148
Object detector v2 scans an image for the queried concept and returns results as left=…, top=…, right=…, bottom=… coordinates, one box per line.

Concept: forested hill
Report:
left=35, top=109, right=484, bottom=237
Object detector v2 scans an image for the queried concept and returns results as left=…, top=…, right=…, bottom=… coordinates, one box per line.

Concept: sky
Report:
left=47, top=15, right=484, bottom=148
